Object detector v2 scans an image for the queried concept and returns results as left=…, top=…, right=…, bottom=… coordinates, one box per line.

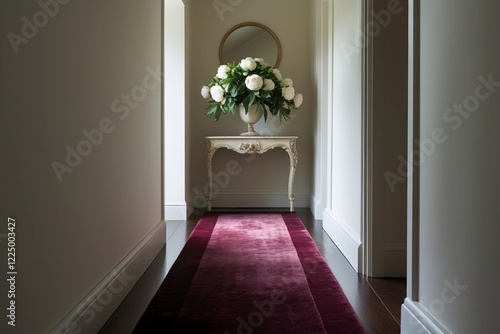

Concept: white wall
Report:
left=164, top=0, right=186, bottom=220
left=186, top=0, right=314, bottom=211
left=403, top=0, right=500, bottom=332
left=0, top=1, right=163, bottom=332
left=323, top=0, right=364, bottom=271
left=312, top=0, right=333, bottom=220
left=319, top=0, right=408, bottom=276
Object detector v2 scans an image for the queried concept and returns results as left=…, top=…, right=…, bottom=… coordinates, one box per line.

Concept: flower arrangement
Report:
left=201, top=57, right=303, bottom=122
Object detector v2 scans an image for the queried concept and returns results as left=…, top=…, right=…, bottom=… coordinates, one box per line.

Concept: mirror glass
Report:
left=219, top=23, right=281, bottom=68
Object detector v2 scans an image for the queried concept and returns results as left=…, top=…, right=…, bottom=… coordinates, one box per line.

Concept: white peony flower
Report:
left=255, top=58, right=267, bottom=65
left=216, top=65, right=230, bottom=79
left=240, top=57, right=257, bottom=71
left=293, top=93, right=303, bottom=108
left=282, top=78, right=293, bottom=87
left=282, top=86, right=295, bottom=101
left=201, top=86, right=210, bottom=99
left=273, top=68, right=283, bottom=81
left=210, top=84, right=225, bottom=102
left=262, top=79, right=275, bottom=91
left=245, top=74, right=264, bottom=91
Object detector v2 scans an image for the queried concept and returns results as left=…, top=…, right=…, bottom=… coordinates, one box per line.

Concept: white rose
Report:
left=273, top=68, right=283, bottom=81
left=282, top=78, right=293, bottom=87
left=263, top=79, right=275, bottom=91
left=210, top=84, right=225, bottom=102
left=201, top=86, right=210, bottom=99
left=240, top=57, right=257, bottom=71
left=293, top=93, right=303, bottom=108
left=282, top=86, right=295, bottom=101
left=216, top=65, right=230, bottom=79
left=245, top=74, right=264, bottom=91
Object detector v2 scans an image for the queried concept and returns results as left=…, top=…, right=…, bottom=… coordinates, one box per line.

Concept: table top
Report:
left=206, top=135, right=298, bottom=140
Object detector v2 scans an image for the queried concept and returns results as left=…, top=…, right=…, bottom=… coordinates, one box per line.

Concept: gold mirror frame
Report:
left=219, top=22, right=282, bottom=68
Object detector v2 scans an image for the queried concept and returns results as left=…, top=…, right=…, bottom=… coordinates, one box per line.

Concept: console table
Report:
left=205, top=136, right=298, bottom=212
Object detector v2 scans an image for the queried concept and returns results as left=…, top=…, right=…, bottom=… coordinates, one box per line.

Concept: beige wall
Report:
left=0, top=0, right=162, bottom=332
left=371, top=0, right=408, bottom=277
left=186, top=0, right=314, bottom=209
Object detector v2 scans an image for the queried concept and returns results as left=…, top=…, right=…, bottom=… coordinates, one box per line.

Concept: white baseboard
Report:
left=210, top=192, right=310, bottom=209
left=310, top=194, right=323, bottom=220
left=401, top=298, right=450, bottom=334
left=164, top=203, right=187, bottom=220
left=384, top=244, right=407, bottom=277
left=322, top=209, right=362, bottom=272
left=49, top=221, right=166, bottom=334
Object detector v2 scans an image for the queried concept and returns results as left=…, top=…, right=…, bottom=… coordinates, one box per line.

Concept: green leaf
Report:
left=248, top=93, right=256, bottom=109
left=229, top=85, right=238, bottom=97
left=206, top=103, right=219, bottom=116
left=227, top=99, right=235, bottom=111
left=214, top=107, right=222, bottom=121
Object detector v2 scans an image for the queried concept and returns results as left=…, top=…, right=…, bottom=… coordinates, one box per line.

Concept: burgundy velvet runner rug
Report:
left=133, top=213, right=365, bottom=334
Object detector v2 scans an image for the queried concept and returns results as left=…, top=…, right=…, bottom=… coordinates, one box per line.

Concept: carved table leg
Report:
left=288, top=164, right=296, bottom=212
left=286, top=140, right=298, bottom=212
left=206, top=142, right=215, bottom=211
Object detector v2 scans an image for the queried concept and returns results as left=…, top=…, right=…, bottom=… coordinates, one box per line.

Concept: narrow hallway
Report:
left=100, top=208, right=406, bottom=334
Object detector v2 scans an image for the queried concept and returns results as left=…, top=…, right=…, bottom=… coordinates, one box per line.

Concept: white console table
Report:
left=205, top=136, right=298, bottom=212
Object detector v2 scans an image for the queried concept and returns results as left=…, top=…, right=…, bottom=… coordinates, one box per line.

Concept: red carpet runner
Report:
left=133, top=212, right=366, bottom=333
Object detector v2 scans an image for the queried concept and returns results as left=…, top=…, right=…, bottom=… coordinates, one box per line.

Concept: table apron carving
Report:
left=205, top=136, right=298, bottom=212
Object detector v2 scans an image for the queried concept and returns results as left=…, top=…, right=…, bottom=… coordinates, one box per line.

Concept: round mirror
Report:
left=219, top=22, right=282, bottom=68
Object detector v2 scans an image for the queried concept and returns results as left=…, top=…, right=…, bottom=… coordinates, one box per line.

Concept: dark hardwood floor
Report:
left=99, top=208, right=406, bottom=334
left=294, top=209, right=406, bottom=333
